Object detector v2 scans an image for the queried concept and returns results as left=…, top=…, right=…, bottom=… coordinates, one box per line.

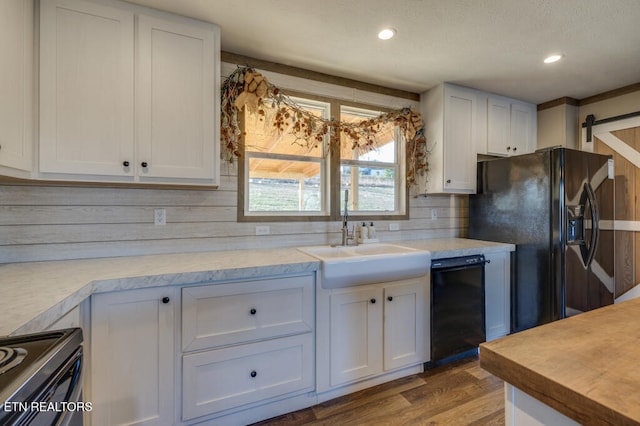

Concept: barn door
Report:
left=583, top=114, right=640, bottom=300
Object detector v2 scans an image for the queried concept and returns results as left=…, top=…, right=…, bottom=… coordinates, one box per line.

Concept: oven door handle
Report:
left=36, top=347, right=83, bottom=426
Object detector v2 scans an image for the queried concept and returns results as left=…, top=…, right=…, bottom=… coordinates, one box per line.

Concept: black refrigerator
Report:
left=469, top=147, right=614, bottom=333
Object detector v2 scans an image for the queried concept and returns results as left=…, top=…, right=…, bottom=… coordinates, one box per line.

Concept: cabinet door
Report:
left=485, top=252, right=511, bottom=340
left=136, top=14, right=219, bottom=183
left=443, top=85, right=477, bottom=192
left=330, top=286, right=382, bottom=386
left=510, top=101, right=535, bottom=155
left=383, top=278, right=429, bottom=370
left=91, top=287, right=175, bottom=425
left=487, top=96, right=511, bottom=156
left=39, top=0, right=134, bottom=177
left=0, top=0, right=33, bottom=174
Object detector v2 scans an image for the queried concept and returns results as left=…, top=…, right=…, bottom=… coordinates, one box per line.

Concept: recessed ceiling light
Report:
left=544, top=54, right=563, bottom=64
left=378, top=28, right=396, bottom=40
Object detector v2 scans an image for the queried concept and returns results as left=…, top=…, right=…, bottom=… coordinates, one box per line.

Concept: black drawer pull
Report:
left=250, top=370, right=257, bottom=378
left=161, top=297, right=170, bottom=304
left=370, top=298, right=376, bottom=304
left=387, top=296, right=393, bottom=302
left=250, top=308, right=257, bottom=315
left=141, top=161, right=148, bottom=168
left=123, top=161, right=130, bottom=167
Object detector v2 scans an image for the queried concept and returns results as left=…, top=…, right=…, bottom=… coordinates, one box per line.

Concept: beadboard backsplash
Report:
left=0, top=167, right=468, bottom=264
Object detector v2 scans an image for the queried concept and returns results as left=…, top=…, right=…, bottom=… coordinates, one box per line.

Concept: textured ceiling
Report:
left=126, top=0, right=640, bottom=104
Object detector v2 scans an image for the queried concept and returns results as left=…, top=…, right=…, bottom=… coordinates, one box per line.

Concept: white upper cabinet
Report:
left=420, top=83, right=479, bottom=194
left=486, top=95, right=536, bottom=156
left=0, top=0, right=34, bottom=176
left=420, top=84, right=537, bottom=194
left=136, top=14, right=219, bottom=182
left=39, top=0, right=220, bottom=185
left=39, top=0, right=135, bottom=178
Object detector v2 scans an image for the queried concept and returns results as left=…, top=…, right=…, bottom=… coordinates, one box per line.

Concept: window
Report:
left=340, top=106, right=405, bottom=215
left=240, top=95, right=407, bottom=221
left=243, top=98, right=329, bottom=216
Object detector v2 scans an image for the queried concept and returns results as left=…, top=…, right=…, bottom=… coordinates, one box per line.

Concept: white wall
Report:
left=578, top=91, right=640, bottom=125
left=537, top=104, right=578, bottom=150
left=0, top=173, right=468, bottom=263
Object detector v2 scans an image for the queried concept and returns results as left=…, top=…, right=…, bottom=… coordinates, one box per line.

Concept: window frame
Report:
left=237, top=92, right=409, bottom=222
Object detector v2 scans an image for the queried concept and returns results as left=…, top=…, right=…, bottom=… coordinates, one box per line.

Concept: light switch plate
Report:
left=154, top=208, right=166, bottom=225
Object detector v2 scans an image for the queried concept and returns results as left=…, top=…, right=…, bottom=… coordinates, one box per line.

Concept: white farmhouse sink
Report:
left=298, top=243, right=431, bottom=288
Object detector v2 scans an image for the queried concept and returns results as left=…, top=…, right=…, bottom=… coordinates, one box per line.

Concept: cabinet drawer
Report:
left=181, top=275, right=314, bottom=351
left=182, top=333, right=314, bottom=421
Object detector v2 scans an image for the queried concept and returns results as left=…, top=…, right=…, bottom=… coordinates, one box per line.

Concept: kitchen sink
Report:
left=298, top=243, right=431, bottom=288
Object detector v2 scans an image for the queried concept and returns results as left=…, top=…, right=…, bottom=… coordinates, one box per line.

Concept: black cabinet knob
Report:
left=162, top=297, right=170, bottom=304
left=250, top=308, right=257, bottom=315
left=387, top=296, right=393, bottom=302
left=123, top=161, right=130, bottom=167
left=141, top=162, right=148, bottom=168
left=506, top=146, right=511, bottom=151
left=513, top=147, right=517, bottom=152
left=446, top=179, right=451, bottom=184
left=250, top=370, right=257, bottom=378
left=370, top=298, right=376, bottom=304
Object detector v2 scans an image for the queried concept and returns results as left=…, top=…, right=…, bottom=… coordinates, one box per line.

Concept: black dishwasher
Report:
left=428, top=255, right=486, bottom=368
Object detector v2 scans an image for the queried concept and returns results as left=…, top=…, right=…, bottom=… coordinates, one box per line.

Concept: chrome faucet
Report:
left=341, top=189, right=356, bottom=246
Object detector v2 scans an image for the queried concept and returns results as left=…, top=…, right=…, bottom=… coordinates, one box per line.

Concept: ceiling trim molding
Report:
left=537, top=97, right=579, bottom=111
left=538, top=82, right=640, bottom=111
left=221, top=51, right=420, bottom=102
left=579, top=82, right=640, bottom=106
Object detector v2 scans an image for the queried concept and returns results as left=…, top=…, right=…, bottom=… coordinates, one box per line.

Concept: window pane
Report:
left=248, top=158, right=322, bottom=212
left=339, top=109, right=396, bottom=162
left=341, top=166, right=396, bottom=212
left=245, top=100, right=326, bottom=157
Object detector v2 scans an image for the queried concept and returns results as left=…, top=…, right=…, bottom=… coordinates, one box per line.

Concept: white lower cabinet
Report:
left=182, top=333, right=313, bottom=421
left=383, top=280, right=429, bottom=371
left=90, top=286, right=177, bottom=426
left=323, top=276, right=429, bottom=391
left=329, top=286, right=383, bottom=386
left=180, top=274, right=315, bottom=424
left=88, top=274, right=316, bottom=425
left=485, top=251, right=511, bottom=340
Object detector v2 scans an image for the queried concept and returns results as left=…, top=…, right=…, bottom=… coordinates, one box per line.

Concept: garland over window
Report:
left=221, top=66, right=428, bottom=187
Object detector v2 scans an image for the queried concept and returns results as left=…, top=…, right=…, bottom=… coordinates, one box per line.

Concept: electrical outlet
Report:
left=389, top=223, right=400, bottom=231
left=154, top=208, right=166, bottom=225
left=255, top=225, right=270, bottom=235
left=431, top=209, right=438, bottom=220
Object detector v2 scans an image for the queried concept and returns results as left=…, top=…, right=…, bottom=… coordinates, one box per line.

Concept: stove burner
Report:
left=0, top=347, right=27, bottom=374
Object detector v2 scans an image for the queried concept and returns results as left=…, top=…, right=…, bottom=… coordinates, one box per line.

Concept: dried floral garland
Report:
left=221, top=66, right=429, bottom=187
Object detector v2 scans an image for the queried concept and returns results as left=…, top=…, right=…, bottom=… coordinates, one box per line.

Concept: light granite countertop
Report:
left=397, top=237, right=514, bottom=259
left=1, top=238, right=513, bottom=336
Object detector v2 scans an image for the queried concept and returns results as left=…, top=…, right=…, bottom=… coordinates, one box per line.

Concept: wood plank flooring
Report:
left=251, top=356, right=505, bottom=426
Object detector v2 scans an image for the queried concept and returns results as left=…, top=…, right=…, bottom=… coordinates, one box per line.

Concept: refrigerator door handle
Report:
left=582, top=182, right=600, bottom=267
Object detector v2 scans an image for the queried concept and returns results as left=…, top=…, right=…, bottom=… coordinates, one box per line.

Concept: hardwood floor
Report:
left=251, top=356, right=505, bottom=426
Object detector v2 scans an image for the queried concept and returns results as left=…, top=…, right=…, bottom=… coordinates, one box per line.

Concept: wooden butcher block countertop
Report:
left=480, top=297, right=640, bottom=425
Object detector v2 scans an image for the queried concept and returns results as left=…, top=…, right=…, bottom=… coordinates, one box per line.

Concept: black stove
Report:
left=0, top=347, right=28, bottom=375
left=0, top=328, right=84, bottom=425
